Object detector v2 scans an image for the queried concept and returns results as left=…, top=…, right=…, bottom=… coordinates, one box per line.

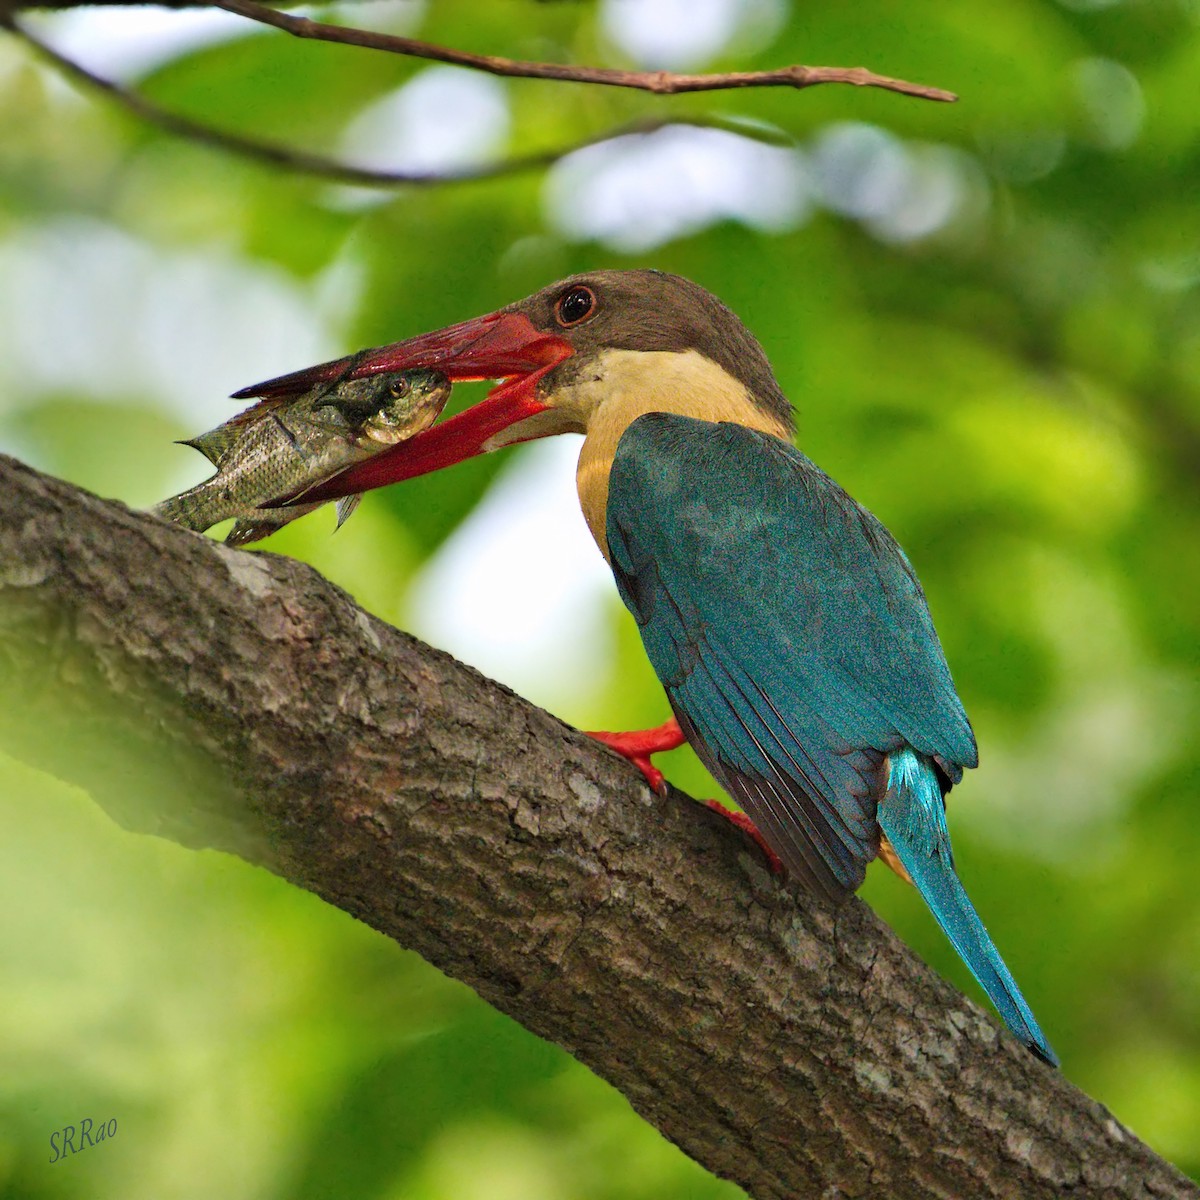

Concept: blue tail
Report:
left=878, top=749, right=1058, bottom=1066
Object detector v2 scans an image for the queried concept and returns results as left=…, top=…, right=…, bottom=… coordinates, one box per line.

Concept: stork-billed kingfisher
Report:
left=238, top=269, right=1056, bottom=1065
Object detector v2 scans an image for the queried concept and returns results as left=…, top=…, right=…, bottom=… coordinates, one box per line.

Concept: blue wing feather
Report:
left=606, top=412, right=1056, bottom=1061
left=607, top=413, right=977, bottom=900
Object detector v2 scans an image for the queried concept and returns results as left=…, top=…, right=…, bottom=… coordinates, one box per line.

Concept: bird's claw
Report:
left=586, top=719, right=684, bottom=796
left=586, top=722, right=784, bottom=873
left=703, top=800, right=785, bottom=874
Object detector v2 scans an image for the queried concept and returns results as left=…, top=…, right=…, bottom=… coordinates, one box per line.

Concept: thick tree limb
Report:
left=1, top=453, right=1193, bottom=1200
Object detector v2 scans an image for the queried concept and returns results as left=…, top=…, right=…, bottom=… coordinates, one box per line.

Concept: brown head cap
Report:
left=509, top=269, right=795, bottom=433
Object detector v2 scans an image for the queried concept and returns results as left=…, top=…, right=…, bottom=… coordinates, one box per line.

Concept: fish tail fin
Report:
left=151, top=496, right=186, bottom=523
left=878, top=748, right=1058, bottom=1066
left=151, top=486, right=214, bottom=532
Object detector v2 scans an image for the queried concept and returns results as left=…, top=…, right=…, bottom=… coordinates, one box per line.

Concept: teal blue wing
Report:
left=606, top=413, right=977, bottom=901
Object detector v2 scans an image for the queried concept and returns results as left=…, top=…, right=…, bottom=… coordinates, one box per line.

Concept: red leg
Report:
left=586, top=719, right=784, bottom=874
left=586, top=718, right=685, bottom=795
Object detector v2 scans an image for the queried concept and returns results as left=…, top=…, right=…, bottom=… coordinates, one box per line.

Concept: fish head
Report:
left=363, top=368, right=452, bottom=445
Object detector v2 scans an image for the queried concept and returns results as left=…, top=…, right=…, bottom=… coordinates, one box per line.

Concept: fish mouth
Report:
left=361, top=384, right=451, bottom=447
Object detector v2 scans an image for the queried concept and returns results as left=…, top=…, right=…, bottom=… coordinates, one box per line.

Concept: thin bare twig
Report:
left=210, top=0, right=957, bottom=103
left=4, top=19, right=793, bottom=189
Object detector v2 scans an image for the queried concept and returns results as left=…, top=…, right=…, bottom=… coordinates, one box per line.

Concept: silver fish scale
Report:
left=153, top=369, right=449, bottom=540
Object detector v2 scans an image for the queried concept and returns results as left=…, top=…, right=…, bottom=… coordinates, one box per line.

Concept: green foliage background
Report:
left=1, top=1, right=1197, bottom=1196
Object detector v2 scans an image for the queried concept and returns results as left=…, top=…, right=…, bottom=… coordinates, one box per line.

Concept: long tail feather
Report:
left=878, top=748, right=1058, bottom=1066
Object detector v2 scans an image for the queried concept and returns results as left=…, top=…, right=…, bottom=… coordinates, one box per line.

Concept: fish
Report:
left=153, top=367, right=451, bottom=545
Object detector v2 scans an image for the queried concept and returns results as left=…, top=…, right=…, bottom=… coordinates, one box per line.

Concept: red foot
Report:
left=586, top=720, right=785, bottom=874
left=704, top=801, right=785, bottom=874
left=586, top=718, right=685, bottom=796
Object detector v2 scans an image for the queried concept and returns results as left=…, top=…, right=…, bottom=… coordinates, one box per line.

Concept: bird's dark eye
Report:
left=555, top=285, right=596, bottom=327
left=387, top=378, right=411, bottom=400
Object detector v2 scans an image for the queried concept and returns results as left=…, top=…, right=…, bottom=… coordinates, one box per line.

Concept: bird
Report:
left=236, top=269, right=1057, bottom=1065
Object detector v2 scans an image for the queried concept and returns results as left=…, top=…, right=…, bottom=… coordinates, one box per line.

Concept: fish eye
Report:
left=555, top=285, right=596, bottom=327
left=387, top=378, right=411, bottom=399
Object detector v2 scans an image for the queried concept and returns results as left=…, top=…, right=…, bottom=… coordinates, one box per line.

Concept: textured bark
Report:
left=0, top=452, right=1194, bottom=1200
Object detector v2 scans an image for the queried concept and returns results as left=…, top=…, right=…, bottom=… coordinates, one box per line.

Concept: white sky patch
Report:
left=811, top=122, right=971, bottom=244
left=601, top=0, right=785, bottom=70
left=1073, top=58, right=1145, bottom=152
left=811, top=123, right=910, bottom=221
left=978, top=128, right=1067, bottom=185
left=322, top=0, right=427, bottom=36
left=409, top=438, right=616, bottom=708
left=546, top=125, right=810, bottom=252
left=959, top=552, right=1193, bottom=864
left=25, top=7, right=255, bottom=81
left=330, top=67, right=509, bottom=207
left=1139, top=252, right=1200, bottom=294
left=866, top=146, right=971, bottom=245
left=969, top=673, right=1189, bottom=864
left=0, top=217, right=338, bottom=432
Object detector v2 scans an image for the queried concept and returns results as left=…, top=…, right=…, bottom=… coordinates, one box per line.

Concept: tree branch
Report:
left=2, top=18, right=793, bottom=189
left=4, top=0, right=955, bottom=103
left=1, top=453, right=1193, bottom=1200
left=208, top=0, right=956, bottom=103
